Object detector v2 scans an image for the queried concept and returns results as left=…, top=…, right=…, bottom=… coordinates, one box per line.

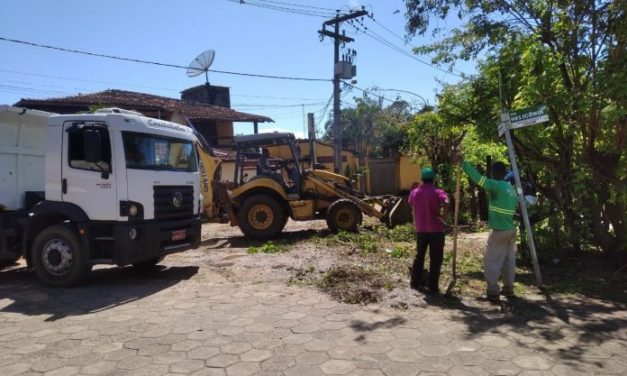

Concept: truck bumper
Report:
left=112, top=216, right=201, bottom=265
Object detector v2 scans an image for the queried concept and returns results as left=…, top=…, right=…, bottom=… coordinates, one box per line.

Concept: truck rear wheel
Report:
left=238, top=194, right=286, bottom=239
left=31, top=224, right=90, bottom=287
left=326, top=199, right=362, bottom=233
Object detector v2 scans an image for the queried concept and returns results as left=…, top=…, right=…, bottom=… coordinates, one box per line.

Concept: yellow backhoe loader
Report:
left=196, top=132, right=403, bottom=239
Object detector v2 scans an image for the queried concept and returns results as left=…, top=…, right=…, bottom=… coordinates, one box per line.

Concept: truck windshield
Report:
left=122, top=131, right=197, bottom=172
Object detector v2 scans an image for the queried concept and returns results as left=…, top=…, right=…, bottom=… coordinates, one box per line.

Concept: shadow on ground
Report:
left=350, top=316, right=407, bottom=343
left=0, top=265, right=198, bottom=321
left=423, top=290, right=627, bottom=370
left=202, top=228, right=330, bottom=249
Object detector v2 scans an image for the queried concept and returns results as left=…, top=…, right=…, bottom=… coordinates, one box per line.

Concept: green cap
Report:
left=421, top=167, right=435, bottom=179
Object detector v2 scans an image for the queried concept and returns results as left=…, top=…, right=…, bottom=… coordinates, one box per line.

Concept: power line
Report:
left=0, top=83, right=71, bottom=96
left=233, top=101, right=326, bottom=109
left=367, top=16, right=467, bottom=77
left=315, top=93, right=334, bottom=132
left=341, top=82, right=398, bottom=104
left=370, top=17, right=407, bottom=44
left=345, top=16, right=465, bottom=78
left=0, top=68, right=181, bottom=92
left=363, top=29, right=463, bottom=78
left=0, top=68, right=330, bottom=101
left=0, top=37, right=330, bottom=82
left=227, top=0, right=335, bottom=18
left=256, top=0, right=336, bottom=12
left=0, top=69, right=331, bottom=110
left=233, top=93, right=324, bottom=101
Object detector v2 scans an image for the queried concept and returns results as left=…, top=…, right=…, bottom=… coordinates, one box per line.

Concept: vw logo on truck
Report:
left=172, top=192, right=183, bottom=208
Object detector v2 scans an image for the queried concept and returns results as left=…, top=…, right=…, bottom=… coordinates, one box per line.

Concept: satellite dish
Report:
left=187, top=50, right=215, bottom=84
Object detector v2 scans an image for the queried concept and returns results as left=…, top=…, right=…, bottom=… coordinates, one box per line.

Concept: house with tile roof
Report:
left=14, top=85, right=273, bottom=147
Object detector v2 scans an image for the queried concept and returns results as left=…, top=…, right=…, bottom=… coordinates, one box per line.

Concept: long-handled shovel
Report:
left=445, top=161, right=462, bottom=296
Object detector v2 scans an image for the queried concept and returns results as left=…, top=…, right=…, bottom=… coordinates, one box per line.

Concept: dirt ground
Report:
left=4, top=218, right=623, bottom=310
left=193, top=218, right=626, bottom=313
left=1, top=220, right=625, bottom=376
left=196, top=219, right=512, bottom=312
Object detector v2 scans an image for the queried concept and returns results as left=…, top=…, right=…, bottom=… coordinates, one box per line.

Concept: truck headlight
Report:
left=120, top=201, right=143, bottom=218
left=129, top=205, right=138, bottom=216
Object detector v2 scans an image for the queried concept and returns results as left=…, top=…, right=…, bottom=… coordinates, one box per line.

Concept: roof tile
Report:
left=15, top=89, right=273, bottom=123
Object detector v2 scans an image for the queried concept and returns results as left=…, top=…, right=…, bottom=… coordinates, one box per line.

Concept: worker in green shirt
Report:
left=458, top=155, right=518, bottom=302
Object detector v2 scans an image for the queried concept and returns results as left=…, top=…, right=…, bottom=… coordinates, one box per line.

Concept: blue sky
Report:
left=0, top=0, right=474, bottom=137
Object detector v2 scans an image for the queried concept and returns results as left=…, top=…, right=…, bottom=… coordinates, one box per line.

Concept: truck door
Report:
left=61, top=122, right=117, bottom=220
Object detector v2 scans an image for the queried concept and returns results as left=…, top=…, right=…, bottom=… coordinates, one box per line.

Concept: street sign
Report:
left=509, top=104, right=549, bottom=129
left=497, top=105, right=547, bottom=287
left=498, top=105, right=549, bottom=137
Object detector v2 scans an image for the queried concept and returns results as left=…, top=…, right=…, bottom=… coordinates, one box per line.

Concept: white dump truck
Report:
left=0, top=106, right=202, bottom=286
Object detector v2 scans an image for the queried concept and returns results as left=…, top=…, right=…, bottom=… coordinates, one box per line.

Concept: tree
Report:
left=405, top=0, right=626, bottom=259
left=323, top=93, right=414, bottom=159
left=408, top=81, right=506, bottom=223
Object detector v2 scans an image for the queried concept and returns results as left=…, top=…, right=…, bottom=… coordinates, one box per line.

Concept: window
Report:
left=68, top=125, right=112, bottom=172
left=122, top=131, right=198, bottom=172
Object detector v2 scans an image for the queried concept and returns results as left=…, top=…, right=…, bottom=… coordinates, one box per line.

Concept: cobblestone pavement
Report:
left=1, top=231, right=626, bottom=376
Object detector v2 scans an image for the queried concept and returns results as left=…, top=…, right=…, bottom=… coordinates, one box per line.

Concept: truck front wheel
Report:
left=31, top=224, right=90, bottom=287
left=326, top=199, right=363, bottom=233
left=237, top=194, right=286, bottom=239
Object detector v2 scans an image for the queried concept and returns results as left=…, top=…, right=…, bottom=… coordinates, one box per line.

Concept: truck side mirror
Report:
left=83, top=129, right=102, bottom=163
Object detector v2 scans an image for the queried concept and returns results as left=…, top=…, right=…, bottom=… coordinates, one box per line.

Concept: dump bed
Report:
left=0, top=106, right=53, bottom=210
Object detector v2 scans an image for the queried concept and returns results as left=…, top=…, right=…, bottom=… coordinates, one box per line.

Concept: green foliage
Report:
left=324, top=231, right=375, bottom=253
left=326, top=225, right=417, bottom=255
left=388, top=245, right=411, bottom=259
left=404, top=0, right=626, bottom=258
left=323, top=94, right=414, bottom=158
left=88, top=104, right=110, bottom=113
left=386, top=224, right=416, bottom=242
left=247, top=241, right=285, bottom=254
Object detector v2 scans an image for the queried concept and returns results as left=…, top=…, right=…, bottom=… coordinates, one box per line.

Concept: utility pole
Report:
left=307, top=112, right=316, bottom=169
left=319, top=8, right=367, bottom=173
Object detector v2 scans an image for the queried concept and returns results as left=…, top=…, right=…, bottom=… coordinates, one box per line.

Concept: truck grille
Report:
left=153, top=186, right=194, bottom=220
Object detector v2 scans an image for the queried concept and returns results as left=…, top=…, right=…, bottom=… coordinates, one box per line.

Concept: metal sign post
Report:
left=499, top=109, right=544, bottom=287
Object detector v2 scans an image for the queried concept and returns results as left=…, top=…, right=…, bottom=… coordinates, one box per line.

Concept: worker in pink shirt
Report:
left=408, top=167, right=450, bottom=294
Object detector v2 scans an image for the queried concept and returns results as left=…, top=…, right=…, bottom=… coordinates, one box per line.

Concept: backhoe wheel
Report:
left=238, top=194, right=286, bottom=239
left=326, top=199, right=363, bottom=233
left=31, top=224, right=90, bottom=287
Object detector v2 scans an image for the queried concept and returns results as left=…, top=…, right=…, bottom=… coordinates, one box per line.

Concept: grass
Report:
left=303, top=224, right=500, bottom=300
left=247, top=241, right=287, bottom=254
left=290, top=223, right=627, bottom=305
left=388, top=245, right=411, bottom=258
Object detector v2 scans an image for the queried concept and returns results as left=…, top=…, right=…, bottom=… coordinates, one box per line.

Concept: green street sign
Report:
left=509, top=104, right=549, bottom=129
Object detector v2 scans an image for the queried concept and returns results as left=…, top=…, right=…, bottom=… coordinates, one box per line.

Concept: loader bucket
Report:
left=386, top=195, right=412, bottom=228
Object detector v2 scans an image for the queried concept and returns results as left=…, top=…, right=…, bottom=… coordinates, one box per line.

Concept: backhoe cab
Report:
left=214, top=132, right=401, bottom=239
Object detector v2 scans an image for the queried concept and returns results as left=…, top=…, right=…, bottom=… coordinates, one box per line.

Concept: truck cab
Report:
left=0, top=106, right=201, bottom=286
